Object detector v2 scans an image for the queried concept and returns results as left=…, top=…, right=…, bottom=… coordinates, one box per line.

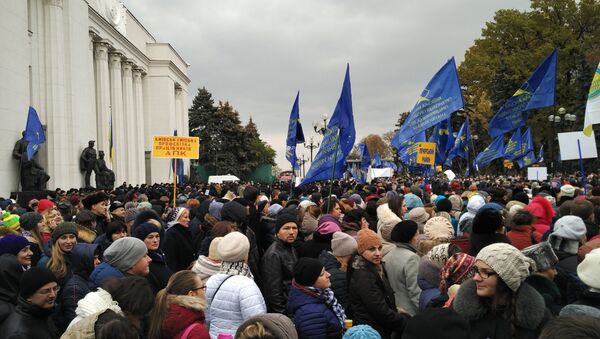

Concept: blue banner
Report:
left=358, top=143, right=371, bottom=170
left=516, top=128, right=536, bottom=168
left=428, top=118, right=453, bottom=165
left=503, top=128, right=523, bottom=161
left=397, top=131, right=426, bottom=165
left=24, top=106, right=45, bottom=161
left=474, top=136, right=505, bottom=169
left=392, top=58, right=464, bottom=145
left=301, top=64, right=356, bottom=185
left=372, top=152, right=382, bottom=167
left=286, top=91, right=306, bottom=171
left=488, top=49, right=557, bottom=138
left=445, top=119, right=470, bottom=166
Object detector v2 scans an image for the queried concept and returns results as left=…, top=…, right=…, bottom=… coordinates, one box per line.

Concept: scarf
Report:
left=219, top=261, right=253, bottom=279
left=292, top=281, right=345, bottom=326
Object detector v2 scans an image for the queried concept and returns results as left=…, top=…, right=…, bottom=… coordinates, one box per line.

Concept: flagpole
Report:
left=173, top=159, right=177, bottom=209
left=577, top=139, right=587, bottom=195
left=327, top=131, right=341, bottom=212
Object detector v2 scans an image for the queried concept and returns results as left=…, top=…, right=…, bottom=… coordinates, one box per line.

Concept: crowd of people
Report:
left=1, top=173, right=600, bottom=338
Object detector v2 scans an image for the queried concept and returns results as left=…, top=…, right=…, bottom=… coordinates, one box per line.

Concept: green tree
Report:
left=188, top=87, right=221, bottom=169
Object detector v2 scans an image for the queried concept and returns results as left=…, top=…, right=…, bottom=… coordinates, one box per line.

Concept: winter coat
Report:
left=417, top=258, right=441, bottom=311
left=261, top=238, right=298, bottom=314
left=163, top=223, right=197, bottom=272
left=301, top=213, right=319, bottom=240
left=206, top=273, right=267, bottom=337
left=162, top=295, right=210, bottom=339
left=258, top=216, right=276, bottom=253
left=507, top=225, right=542, bottom=250
left=287, top=283, right=343, bottom=339
left=383, top=242, right=421, bottom=316
left=452, top=279, right=552, bottom=339
left=560, top=289, right=600, bottom=318
left=75, top=225, right=96, bottom=244
left=0, top=254, right=25, bottom=324
left=146, top=249, right=172, bottom=294
left=299, top=232, right=333, bottom=259
left=67, top=288, right=122, bottom=330
left=554, top=249, right=586, bottom=305
left=348, top=256, right=409, bottom=339
left=525, top=274, right=563, bottom=316
left=89, top=262, right=124, bottom=289
left=191, top=255, right=221, bottom=283
left=468, top=232, right=511, bottom=257
left=0, top=296, right=59, bottom=339
left=93, top=234, right=112, bottom=255
left=458, top=195, right=486, bottom=236
left=318, top=251, right=349, bottom=310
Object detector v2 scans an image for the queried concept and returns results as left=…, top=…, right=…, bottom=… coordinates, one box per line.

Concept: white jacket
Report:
left=67, top=288, right=122, bottom=330
left=205, top=273, right=267, bottom=338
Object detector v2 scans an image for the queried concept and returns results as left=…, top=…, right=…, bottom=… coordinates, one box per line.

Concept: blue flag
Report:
left=392, top=58, right=464, bottom=146
left=488, top=49, right=557, bottom=137
left=350, top=163, right=367, bottom=184
left=171, top=130, right=185, bottom=184
left=445, top=119, right=471, bottom=165
left=503, top=128, right=523, bottom=161
left=358, top=143, right=371, bottom=170
left=301, top=64, right=356, bottom=185
left=537, top=144, right=544, bottom=163
left=286, top=92, right=306, bottom=171
left=474, top=136, right=505, bottom=169
left=516, top=128, right=536, bottom=168
left=372, top=152, right=382, bottom=168
left=24, top=106, right=45, bottom=161
left=397, top=131, right=426, bottom=165
left=428, top=118, right=453, bottom=165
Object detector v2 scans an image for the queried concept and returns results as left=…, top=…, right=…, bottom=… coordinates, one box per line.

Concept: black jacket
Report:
left=146, top=249, right=173, bottom=294
left=468, top=232, right=511, bottom=257
left=299, top=232, right=333, bottom=259
left=0, top=296, right=59, bottom=339
left=0, top=254, right=24, bottom=324
left=261, top=238, right=298, bottom=314
left=584, top=220, right=599, bottom=241
left=348, top=256, right=409, bottom=339
left=163, top=224, right=197, bottom=272
left=525, top=274, right=563, bottom=316
left=318, top=251, right=349, bottom=310
left=554, top=249, right=586, bottom=305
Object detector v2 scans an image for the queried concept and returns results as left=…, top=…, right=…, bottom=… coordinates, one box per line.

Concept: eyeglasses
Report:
left=38, top=286, right=60, bottom=296
left=191, top=286, right=206, bottom=292
left=472, top=267, right=497, bottom=280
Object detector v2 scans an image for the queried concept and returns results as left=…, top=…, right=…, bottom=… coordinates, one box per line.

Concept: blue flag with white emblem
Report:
left=474, top=136, right=505, bottom=169
left=301, top=64, right=356, bottom=185
left=445, top=119, right=470, bottom=166
left=392, top=58, right=464, bottom=146
left=286, top=92, right=305, bottom=171
left=488, top=50, right=557, bottom=138
left=503, top=128, right=523, bottom=161
left=24, top=106, right=45, bottom=161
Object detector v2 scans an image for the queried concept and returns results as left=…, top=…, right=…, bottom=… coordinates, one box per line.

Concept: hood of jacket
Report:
left=89, top=262, right=124, bottom=289
left=526, top=197, right=555, bottom=226
left=417, top=258, right=441, bottom=290
left=0, top=254, right=24, bottom=303
left=71, top=243, right=99, bottom=280
left=72, top=288, right=122, bottom=320
left=377, top=203, right=402, bottom=242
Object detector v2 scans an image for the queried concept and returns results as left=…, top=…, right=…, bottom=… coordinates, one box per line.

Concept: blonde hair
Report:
left=335, top=255, right=351, bottom=272
left=237, top=322, right=276, bottom=339
left=47, top=242, right=69, bottom=278
left=41, top=208, right=62, bottom=234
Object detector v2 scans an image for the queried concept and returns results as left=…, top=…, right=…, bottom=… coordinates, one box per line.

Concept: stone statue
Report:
left=96, top=151, right=115, bottom=190
left=12, top=132, right=50, bottom=191
left=80, top=140, right=98, bottom=188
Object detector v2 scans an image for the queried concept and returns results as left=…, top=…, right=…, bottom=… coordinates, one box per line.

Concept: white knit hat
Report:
left=476, top=243, right=536, bottom=292
left=424, top=216, right=454, bottom=241
left=552, top=215, right=587, bottom=241
left=217, top=231, right=249, bottom=262
left=560, top=184, right=575, bottom=198
left=577, top=248, right=600, bottom=290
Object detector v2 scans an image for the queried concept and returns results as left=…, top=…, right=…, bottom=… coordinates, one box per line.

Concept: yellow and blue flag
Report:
left=488, top=49, right=557, bottom=138
left=285, top=92, right=305, bottom=171
left=503, top=128, right=523, bottom=161
left=171, top=130, right=185, bottom=184
left=516, top=128, right=536, bottom=168
left=372, top=152, right=382, bottom=168
left=428, top=118, right=453, bottom=165
left=24, top=106, right=45, bottom=160
left=397, top=131, right=426, bottom=165
left=445, top=119, right=470, bottom=166
left=474, top=136, right=505, bottom=169
left=583, top=62, right=600, bottom=136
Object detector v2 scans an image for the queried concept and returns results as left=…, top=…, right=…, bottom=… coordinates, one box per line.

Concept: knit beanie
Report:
left=2, top=212, right=20, bottom=231
left=236, top=313, right=298, bottom=339
left=408, top=207, right=429, bottom=224
left=275, top=213, right=298, bottom=234
left=577, top=248, right=600, bottom=290
left=37, top=199, right=55, bottom=213
left=137, top=201, right=152, bottom=210
left=476, top=243, right=536, bottom=292
left=551, top=215, right=587, bottom=241
left=19, top=267, right=58, bottom=299
left=425, top=243, right=453, bottom=266
left=221, top=201, right=247, bottom=224
left=391, top=220, right=418, bottom=243
left=435, top=198, right=452, bottom=213
left=561, top=184, right=575, bottom=197
left=218, top=231, right=249, bottom=263
left=424, top=216, right=454, bottom=241
left=294, top=257, right=324, bottom=286
left=317, top=220, right=341, bottom=235
left=343, top=325, right=381, bottom=339
left=52, top=222, right=79, bottom=243
left=402, top=308, right=469, bottom=339
left=331, top=231, right=357, bottom=256
left=356, top=229, right=382, bottom=255
left=124, top=208, right=140, bottom=223
left=404, top=193, right=424, bottom=210
left=209, top=201, right=224, bottom=220
left=472, top=207, right=503, bottom=234
left=0, top=234, right=30, bottom=256
left=208, top=237, right=223, bottom=261
left=19, top=212, right=42, bottom=231
left=439, top=253, right=476, bottom=293
left=104, top=237, right=148, bottom=272
left=131, top=222, right=160, bottom=240
left=522, top=242, right=559, bottom=272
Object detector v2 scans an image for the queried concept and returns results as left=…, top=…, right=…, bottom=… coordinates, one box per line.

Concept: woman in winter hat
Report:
left=452, top=243, right=552, bottom=338
left=287, top=257, right=345, bottom=338
left=236, top=313, right=298, bottom=339
left=162, top=207, right=196, bottom=272
left=522, top=242, right=563, bottom=315
left=39, top=222, right=79, bottom=286
left=132, top=222, right=173, bottom=294
left=318, top=231, right=357, bottom=309
left=417, top=216, right=453, bottom=257
left=192, top=236, right=223, bottom=283
left=376, top=195, right=406, bottom=257
left=430, top=252, right=475, bottom=308
left=507, top=209, right=542, bottom=250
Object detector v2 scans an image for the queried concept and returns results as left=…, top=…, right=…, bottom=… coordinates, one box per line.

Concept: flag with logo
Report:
left=445, top=119, right=470, bottom=165
left=474, top=136, right=505, bottom=169
left=583, top=61, right=600, bottom=136
left=397, top=131, right=426, bottom=165
left=503, top=128, right=523, bottom=161
left=286, top=91, right=306, bottom=171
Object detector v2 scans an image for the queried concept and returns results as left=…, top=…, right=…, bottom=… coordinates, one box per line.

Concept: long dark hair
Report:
left=388, top=195, right=405, bottom=218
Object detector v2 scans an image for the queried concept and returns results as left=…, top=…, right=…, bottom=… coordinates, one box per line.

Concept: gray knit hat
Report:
left=476, top=243, right=536, bottom=292
left=522, top=242, right=559, bottom=272
left=104, top=237, right=148, bottom=272
left=331, top=231, right=357, bottom=256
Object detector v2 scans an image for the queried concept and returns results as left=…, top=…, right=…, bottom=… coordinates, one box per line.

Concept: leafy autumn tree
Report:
left=360, top=134, right=392, bottom=159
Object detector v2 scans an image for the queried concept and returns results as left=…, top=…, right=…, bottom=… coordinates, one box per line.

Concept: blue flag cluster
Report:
left=445, top=119, right=471, bottom=166
left=301, top=65, right=356, bottom=186
left=24, top=106, right=45, bottom=161
left=503, top=128, right=523, bottom=161
left=286, top=92, right=305, bottom=171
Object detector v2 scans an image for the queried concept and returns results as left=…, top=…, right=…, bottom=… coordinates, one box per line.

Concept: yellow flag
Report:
left=583, top=63, right=600, bottom=136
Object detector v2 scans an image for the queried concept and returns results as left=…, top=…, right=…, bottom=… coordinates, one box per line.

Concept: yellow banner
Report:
left=416, top=142, right=436, bottom=165
left=152, top=136, right=199, bottom=159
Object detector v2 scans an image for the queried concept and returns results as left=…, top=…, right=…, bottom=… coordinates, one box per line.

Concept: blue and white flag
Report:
left=474, top=136, right=505, bottom=169
left=537, top=144, right=544, bottom=163
left=286, top=92, right=305, bottom=171
left=301, top=64, right=356, bottom=185
left=24, top=106, right=45, bottom=160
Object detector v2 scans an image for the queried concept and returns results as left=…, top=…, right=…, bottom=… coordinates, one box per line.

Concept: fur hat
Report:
left=408, top=207, right=429, bottom=224
left=19, top=212, right=42, bottom=231
left=391, top=220, right=418, bottom=243
left=19, top=267, right=58, bottom=299
left=476, top=243, right=536, bottom=292
left=104, top=237, right=148, bottom=272
left=294, top=257, right=323, bottom=286
left=82, top=192, right=108, bottom=210
left=424, top=216, right=453, bottom=241
left=208, top=237, right=223, bottom=261
left=560, top=184, right=575, bottom=198
left=131, top=222, right=160, bottom=240
left=577, top=248, right=600, bottom=290
left=0, top=234, right=29, bottom=256
left=356, top=229, right=382, bottom=255
left=218, top=231, right=249, bottom=263
left=52, top=222, right=79, bottom=243
left=522, top=242, right=559, bottom=272
left=331, top=231, right=357, bottom=256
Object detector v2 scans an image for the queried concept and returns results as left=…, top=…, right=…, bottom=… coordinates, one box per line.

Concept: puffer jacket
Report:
left=89, top=262, right=124, bottom=289
left=162, top=295, right=210, bottom=339
left=287, top=282, right=343, bottom=339
left=261, top=238, right=298, bottom=314
left=206, top=273, right=267, bottom=337
left=0, top=254, right=25, bottom=324
left=417, top=258, right=441, bottom=311
left=0, top=296, right=59, bottom=339
left=318, top=251, right=349, bottom=309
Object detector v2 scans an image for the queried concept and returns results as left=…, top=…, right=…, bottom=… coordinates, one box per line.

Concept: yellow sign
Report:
left=436, top=165, right=443, bottom=172
left=152, top=136, right=199, bottom=159
left=503, top=160, right=513, bottom=169
left=416, top=142, right=436, bottom=165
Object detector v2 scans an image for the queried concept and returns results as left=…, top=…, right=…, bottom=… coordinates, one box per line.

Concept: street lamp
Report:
left=299, top=154, right=307, bottom=177
left=304, top=136, right=320, bottom=162
left=313, top=113, right=328, bottom=135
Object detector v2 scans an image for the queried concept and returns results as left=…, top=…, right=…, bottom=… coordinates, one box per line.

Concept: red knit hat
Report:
left=37, top=199, right=55, bottom=213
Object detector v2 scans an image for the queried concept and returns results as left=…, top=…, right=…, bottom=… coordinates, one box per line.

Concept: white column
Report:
left=122, top=61, right=136, bottom=184
left=94, top=42, right=111, bottom=165
left=175, top=87, right=184, bottom=135
left=44, top=0, right=71, bottom=189
left=109, top=52, right=125, bottom=185
left=133, top=68, right=145, bottom=184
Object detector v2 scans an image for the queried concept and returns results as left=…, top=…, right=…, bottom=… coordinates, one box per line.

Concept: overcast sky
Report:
left=125, top=0, right=530, bottom=171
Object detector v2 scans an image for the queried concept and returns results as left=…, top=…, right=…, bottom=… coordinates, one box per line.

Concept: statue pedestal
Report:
left=12, top=191, right=49, bottom=208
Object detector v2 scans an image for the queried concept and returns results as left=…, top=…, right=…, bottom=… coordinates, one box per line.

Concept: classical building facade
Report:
left=0, top=0, right=190, bottom=195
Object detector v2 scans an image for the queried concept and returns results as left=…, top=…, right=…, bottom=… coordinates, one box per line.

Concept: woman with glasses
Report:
left=148, top=270, right=209, bottom=339
left=452, top=243, right=552, bottom=338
